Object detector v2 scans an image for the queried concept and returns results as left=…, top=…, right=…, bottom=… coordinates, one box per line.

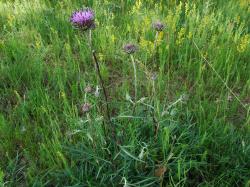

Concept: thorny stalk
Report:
left=92, top=50, right=116, bottom=142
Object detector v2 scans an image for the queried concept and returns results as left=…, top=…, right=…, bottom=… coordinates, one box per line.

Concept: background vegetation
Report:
left=0, top=0, right=249, bottom=186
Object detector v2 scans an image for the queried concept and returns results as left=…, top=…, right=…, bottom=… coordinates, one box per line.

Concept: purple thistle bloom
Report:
left=152, top=21, right=165, bottom=31
left=123, top=43, right=138, bottom=54
left=70, top=8, right=95, bottom=30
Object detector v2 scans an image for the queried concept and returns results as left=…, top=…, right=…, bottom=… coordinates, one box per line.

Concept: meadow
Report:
left=0, top=0, right=250, bottom=186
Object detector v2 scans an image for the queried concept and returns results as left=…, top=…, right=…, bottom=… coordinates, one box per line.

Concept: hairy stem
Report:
left=130, top=54, right=137, bottom=102
left=153, top=31, right=159, bottom=64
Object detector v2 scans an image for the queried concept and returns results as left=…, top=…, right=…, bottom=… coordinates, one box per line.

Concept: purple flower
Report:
left=70, top=8, right=95, bottom=30
left=152, top=21, right=165, bottom=31
left=123, top=43, right=138, bottom=54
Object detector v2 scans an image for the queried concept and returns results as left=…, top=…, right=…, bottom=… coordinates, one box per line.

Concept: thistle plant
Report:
left=70, top=8, right=114, bottom=139
left=151, top=21, right=165, bottom=135
left=152, top=21, right=165, bottom=64
left=123, top=43, right=138, bottom=102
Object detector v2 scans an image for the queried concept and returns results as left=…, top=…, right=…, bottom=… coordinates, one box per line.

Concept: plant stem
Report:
left=154, top=31, right=159, bottom=52
left=89, top=29, right=92, bottom=51
left=85, top=31, right=110, bottom=122
left=92, top=51, right=117, bottom=143
left=150, top=76, right=159, bottom=138
left=152, top=78, right=155, bottom=97
left=153, top=31, right=159, bottom=64
left=130, top=54, right=137, bottom=102
left=92, top=51, right=111, bottom=122
left=86, top=31, right=117, bottom=145
left=84, top=30, right=92, bottom=51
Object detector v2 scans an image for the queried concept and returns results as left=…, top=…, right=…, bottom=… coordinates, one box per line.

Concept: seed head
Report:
left=123, top=43, right=138, bottom=54
left=84, top=85, right=92, bottom=93
left=70, top=8, right=95, bottom=30
left=81, top=103, right=91, bottom=113
left=152, top=21, right=165, bottom=32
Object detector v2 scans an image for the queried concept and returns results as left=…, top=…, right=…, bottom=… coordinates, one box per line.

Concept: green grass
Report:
left=0, top=0, right=249, bottom=186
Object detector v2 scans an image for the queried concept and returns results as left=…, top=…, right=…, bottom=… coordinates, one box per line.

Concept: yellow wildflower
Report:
left=111, top=35, right=116, bottom=43
left=187, top=32, right=192, bottom=40
left=203, top=51, right=208, bottom=58
left=157, top=32, right=164, bottom=44
left=35, top=34, right=42, bottom=49
left=176, top=27, right=186, bottom=45
left=98, top=53, right=104, bottom=61
left=237, top=34, right=250, bottom=53
left=60, top=91, right=66, bottom=99
left=185, top=2, right=189, bottom=15
left=166, top=10, right=176, bottom=32
left=140, top=38, right=154, bottom=52
left=176, top=1, right=183, bottom=15
left=239, top=0, right=249, bottom=8
left=7, top=14, right=14, bottom=27
left=235, top=15, right=240, bottom=25
left=136, top=0, right=142, bottom=9
left=132, top=0, right=142, bottom=13
left=143, top=17, right=151, bottom=28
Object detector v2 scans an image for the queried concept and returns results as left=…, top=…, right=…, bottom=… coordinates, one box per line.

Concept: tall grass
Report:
left=0, top=0, right=249, bottom=186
